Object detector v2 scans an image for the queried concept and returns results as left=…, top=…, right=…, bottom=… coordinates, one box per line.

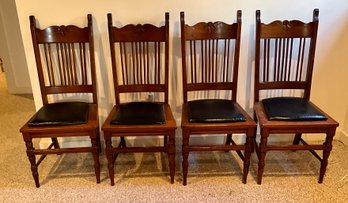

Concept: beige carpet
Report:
left=0, top=72, right=347, bottom=202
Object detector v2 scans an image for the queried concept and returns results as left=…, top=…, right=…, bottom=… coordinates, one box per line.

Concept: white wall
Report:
left=0, top=0, right=31, bottom=93
left=15, top=0, right=348, bottom=142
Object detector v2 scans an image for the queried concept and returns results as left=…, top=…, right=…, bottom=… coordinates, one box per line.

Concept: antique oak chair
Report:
left=20, top=14, right=100, bottom=187
left=180, top=11, right=256, bottom=185
left=254, top=9, right=339, bottom=184
left=102, top=13, right=176, bottom=185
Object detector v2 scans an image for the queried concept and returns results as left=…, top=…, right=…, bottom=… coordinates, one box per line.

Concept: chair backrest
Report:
left=180, top=11, right=242, bottom=103
left=254, top=9, right=319, bottom=102
left=30, top=14, right=97, bottom=105
left=108, top=13, right=170, bottom=105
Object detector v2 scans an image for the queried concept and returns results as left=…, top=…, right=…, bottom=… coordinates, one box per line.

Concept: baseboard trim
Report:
left=337, top=130, right=348, bottom=146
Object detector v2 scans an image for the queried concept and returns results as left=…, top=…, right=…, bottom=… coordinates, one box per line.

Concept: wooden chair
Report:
left=254, top=9, right=339, bottom=184
left=102, top=13, right=176, bottom=185
left=20, top=14, right=100, bottom=187
left=180, top=11, right=256, bottom=185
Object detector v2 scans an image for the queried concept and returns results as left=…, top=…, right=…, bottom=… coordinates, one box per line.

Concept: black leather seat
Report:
left=28, top=102, right=89, bottom=126
left=262, top=97, right=328, bottom=121
left=188, top=99, right=246, bottom=123
left=111, top=102, right=166, bottom=125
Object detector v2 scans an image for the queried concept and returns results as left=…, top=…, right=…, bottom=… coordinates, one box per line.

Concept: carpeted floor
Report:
left=0, top=72, right=347, bottom=202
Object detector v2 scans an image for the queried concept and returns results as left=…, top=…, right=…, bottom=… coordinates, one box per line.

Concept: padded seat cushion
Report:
left=111, top=102, right=166, bottom=125
left=262, top=97, right=328, bottom=121
left=188, top=99, right=246, bottom=123
left=28, top=102, right=89, bottom=126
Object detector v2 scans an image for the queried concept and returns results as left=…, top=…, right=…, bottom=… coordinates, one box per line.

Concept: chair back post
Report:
left=164, top=12, right=170, bottom=104
left=107, top=13, right=121, bottom=106
left=231, top=10, right=242, bottom=101
left=87, top=14, right=98, bottom=104
left=254, top=10, right=261, bottom=103
left=304, top=8, right=319, bottom=100
left=180, top=11, right=188, bottom=103
left=30, top=15, right=49, bottom=105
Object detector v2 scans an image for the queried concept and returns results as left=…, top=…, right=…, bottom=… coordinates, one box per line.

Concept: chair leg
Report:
left=96, top=129, right=102, bottom=153
left=25, top=139, right=40, bottom=188
left=104, top=135, right=115, bottom=186
left=168, top=131, right=176, bottom=184
left=292, top=133, right=302, bottom=145
left=120, top=136, right=126, bottom=148
left=51, top=137, right=60, bottom=149
left=51, top=137, right=61, bottom=155
left=90, top=135, right=100, bottom=184
left=164, top=135, right=168, bottom=147
left=242, top=129, right=255, bottom=184
left=182, top=129, right=189, bottom=186
left=225, top=134, right=232, bottom=145
left=319, top=127, right=336, bottom=183
left=257, top=129, right=269, bottom=185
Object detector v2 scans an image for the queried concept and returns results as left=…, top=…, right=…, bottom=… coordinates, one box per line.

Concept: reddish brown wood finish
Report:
left=20, top=15, right=100, bottom=188
left=254, top=9, right=339, bottom=184
left=102, top=13, right=176, bottom=185
left=180, top=11, right=257, bottom=185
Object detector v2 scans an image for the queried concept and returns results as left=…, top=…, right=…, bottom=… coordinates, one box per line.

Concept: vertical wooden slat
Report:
left=296, top=38, right=303, bottom=81
left=200, top=40, right=204, bottom=83
left=280, top=38, right=286, bottom=81
left=146, top=42, right=149, bottom=84
left=119, top=42, right=125, bottom=85
left=56, top=43, right=64, bottom=85
left=273, top=39, right=278, bottom=82
left=141, top=42, right=145, bottom=84
left=287, top=38, right=293, bottom=81
left=283, top=38, right=289, bottom=81
left=266, top=39, right=270, bottom=82
left=276, top=38, right=282, bottom=81
left=215, top=39, right=218, bottom=83
left=131, top=42, right=136, bottom=84
left=262, top=39, right=266, bottom=82
left=157, top=42, right=161, bottom=84
left=193, top=40, right=197, bottom=83
left=298, top=38, right=306, bottom=81
left=71, top=43, right=78, bottom=84
left=222, top=39, right=227, bottom=82
left=43, top=44, right=53, bottom=86
left=189, top=40, right=194, bottom=83
left=226, top=39, right=230, bottom=82
left=209, top=39, right=212, bottom=82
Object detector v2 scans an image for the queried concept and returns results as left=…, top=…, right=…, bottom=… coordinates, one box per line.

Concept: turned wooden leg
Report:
left=225, top=134, right=232, bottom=146
left=25, top=139, right=40, bottom=188
left=225, top=134, right=232, bottom=152
left=104, top=134, right=115, bottom=186
left=90, top=135, right=100, bottom=184
left=168, top=131, right=176, bottom=184
left=319, top=128, right=336, bottom=183
left=51, top=137, right=60, bottom=149
left=292, top=133, right=302, bottom=145
left=257, top=129, right=269, bottom=185
left=164, top=136, right=168, bottom=147
left=120, top=136, right=126, bottom=148
left=182, top=129, right=189, bottom=186
left=96, top=129, right=102, bottom=153
left=242, top=129, right=255, bottom=184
